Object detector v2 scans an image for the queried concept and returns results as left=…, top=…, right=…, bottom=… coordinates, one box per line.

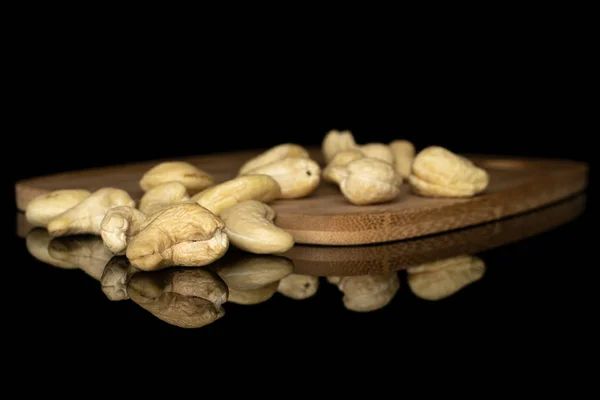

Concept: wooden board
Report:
left=14, top=148, right=589, bottom=245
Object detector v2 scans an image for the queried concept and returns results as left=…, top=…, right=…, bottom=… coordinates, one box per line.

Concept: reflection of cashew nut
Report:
left=214, top=254, right=293, bottom=290
left=101, top=256, right=139, bottom=301
left=238, top=144, right=310, bottom=175
left=220, top=200, right=294, bottom=254
left=48, top=236, right=114, bottom=281
left=389, top=140, right=415, bottom=179
left=227, top=282, right=279, bottom=305
left=139, top=161, right=214, bottom=195
left=407, top=255, right=485, bottom=300
left=138, top=182, right=190, bottom=215
left=277, top=274, right=319, bottom=300
left=128, top=268, right=228, bottom=328
left=100, top=206, right=147, bottom=255
left=25, top=189, right=91, bottom=228
left=47, top=188, right=135, bottom=237
left=192, top=175, right=281, bottom=216
left=359, top=143, right=395, bottom=164
left=335, top=273, right=400, bottom=312
left=339, top=158, right=402, bottom=205
left=322, top=129, right=357, bottom=163
left=126, top=203, right=229, bottom=271
left=25, top=229, right=78, bottom=269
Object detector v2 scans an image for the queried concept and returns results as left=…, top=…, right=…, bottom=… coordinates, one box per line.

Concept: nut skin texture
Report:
left=47, top=188, right=135, bottom=237
left=322, top=129, right=357, bottom=163
left=25, top=229, right=78, bottom=269
left=227, top=281, right=279, bottom=305
left=336, top=273, right=400, bottom=312
left=359, top=143, right=395, bottom=164
left=340, top=158, right=403, bottom=205
left=277, top=274, right=319, bottom=300
left=101, top=256, right=139, bottom=301
left=25, top=189, right=91, bottom=228
left=126, top=203, right=229, bottom=271
left=213, top=254, right=294, bottom=290
left=139, top=161, right=214, bottom=195
left=409, top=146, right=489, bottom=198
left=407, top=255, right=485, bottom=301
left=128, top=268, right=228, bottom=328
left=241, top=157, right=321, bottom=199
left=389, top=140, right=416, bottom=179
left=191, top=174, right=281, bottom=216
left=48, top=236, right=114, bottom=281
left=220, top=200, right=294, bottom=254
left=100, top=206, right=148, bottom=255
left=322, top=149, right=365, bottom=184
left=139, top=181, right=190, bottom=215
left=238, top=144, right=310, bottom=175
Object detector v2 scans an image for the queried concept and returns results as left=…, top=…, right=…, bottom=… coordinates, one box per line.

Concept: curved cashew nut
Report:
left=139, top=161, right=214, bottom=195
left=25, top=229, right=78, bottom=269
left=100, top=206, right=147, bottom=255
left=139, top=181, right=190, bottom=215
left=277, top=274, right=319, bottom=300
left=359, top=143, right=395, bottom=164
left=340, top=158, right=402, bottom=205
left=227, top=281, right=279, bottom=305
left=191, top=174, right=281, bottom=216
left=220, top=200, right=294, bottom=254
left=213, top=253, right=293, bottom=290
left=389, top=140, right=415, bottom=179
left=238, top=143, right=310, bottom=175
left=47, top=188, right=135, bottom=237
left=101, top=256, right=138, bottom=301
left=25, top=189, right=91, bottom=228
left=48, top=236, right=114, bottom=281
left=322, top=129, right=357, bottom=163
left=336, top=273, right=400, bottom=312
left=322, top=149, right=365, bottom=184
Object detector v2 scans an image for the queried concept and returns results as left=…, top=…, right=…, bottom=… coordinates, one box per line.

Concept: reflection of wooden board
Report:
left=14, top=148, right=589, bottom=245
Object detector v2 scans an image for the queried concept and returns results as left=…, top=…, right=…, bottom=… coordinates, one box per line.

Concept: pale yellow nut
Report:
left=128, top=268, right=228, bottom=328
left=47, top=188, right=135, bottom=237
left=126, top=203, right=229, bottom=271
left=340, top=158, right=402, bottom=205
left=238, top=143, right=310, bottom=175
left=277, top=274, right=319, bottom=300
left=242, top=157, right=321, bottom=199
left=220, top=200, right=294, bottom=254
left=139, top=161, right=214, bottom=195
left=48, top=236, right=114, bottom=281
left=100, top=206, right=147, bottom=255
left=322, top=129, right=357, bottom=163
left=227, top=281, right=279, bottom=305
left=191, top=174, right=281, bottom=216
left=101, top=256, right=139, bottom=301
left=326, top=276, right=341, bottom=285
left=139, top=181, right=190, bottom=215
left=409, top=146, right=489, bottom=198
left=25, top=189, right=91, bottom=228
left=337, top=273, right=400, bottom=312
left=322, top=149, right=365, bottom=184
left=389, top=140, right=415, bottom=179
left=407, top=255, right=485, bottom=301
left=214, top=253, right=293, bottom=290
left=359, top=143, right=395, bottom=164
left=25, top=229, right=78, bottom=269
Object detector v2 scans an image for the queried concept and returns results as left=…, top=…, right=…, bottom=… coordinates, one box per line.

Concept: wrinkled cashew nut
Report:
left=191, top=174, right=281, bottom=216
left=322, top=129, right=357, bottom=163
left=47, top=188, right=135, bottom=237
left=409, top=146, right=489, bottom=198
left=220, top=200, right=294, bottom=254
left=25, top=189, right=91, bottom=228
left=359, top=143, right=395, bottom=164
left=389, top=140, right=415, bottom=179
left=339, top=158, right=402, bottom=205
left=277, top=274, right=319, bottom=300
left=139, top=181, right=190, bottom=215
left=100, top=206, right=147, bottom=255
left=126, top=203, right=229, bottom=271
left=139, top=161, right=214, bottom=195
left=322, top=149, right=365, bottom=184
left=238, top=143, right=310, bottom=175
left=335, top=273, right=400, bottom=312
left=101, top=256, right=139, bottom=301
left=48, top=236, right=114, bottom=281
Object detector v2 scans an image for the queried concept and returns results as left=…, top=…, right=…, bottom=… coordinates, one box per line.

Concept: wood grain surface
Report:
left=14, top=147, right=589, bottom=245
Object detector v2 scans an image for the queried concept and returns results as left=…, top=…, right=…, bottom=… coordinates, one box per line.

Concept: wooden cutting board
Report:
left=14, top=147, right=589, bottom=246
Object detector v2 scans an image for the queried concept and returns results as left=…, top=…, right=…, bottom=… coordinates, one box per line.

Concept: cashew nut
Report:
left=213, top=252, right=293, bottom=290
left=139, top=181, right=190, bottom=215
left=389, top=140, right=415, bottom=179
left=101, top=256, right=139, bottom=301
left=409, top=146, right=489, bottom=197
left=48, top=236, right=114, bottom=281
left=322, top=129, right=357, bottom=163
left=25, top=229, right=78, bottom=269
left=407, top=255, right=485, bottom=300
left=100, top=206, right=147, bottom=255
left=191, top=174, right=281, bottom=216
left=238, top=143, right=310, bottom=175
left=220, top=200, right=294, bottom=254
left=359, top=143, right=395, bottom=164
left=339, top=158, right=402, bottom=205
left=47, top=188, right=135, bottom=237
left=326, top=276, right=341, bottom=285
left=240, top=157, right=320, bottom=199
left=322, top=149, right=365, bottom=184
left=139, top=161, right=214, bottom=195
left=277, top=274, right=319, bottom=300
left=25, top=189, right=91, bottom=228
left=128, top=268, right=228, bottom=328
left=126, top=203, right=229, bottom=271
left=335, top=273, right=400, bottom=312
left=227, top=281, right=279, bottom=305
